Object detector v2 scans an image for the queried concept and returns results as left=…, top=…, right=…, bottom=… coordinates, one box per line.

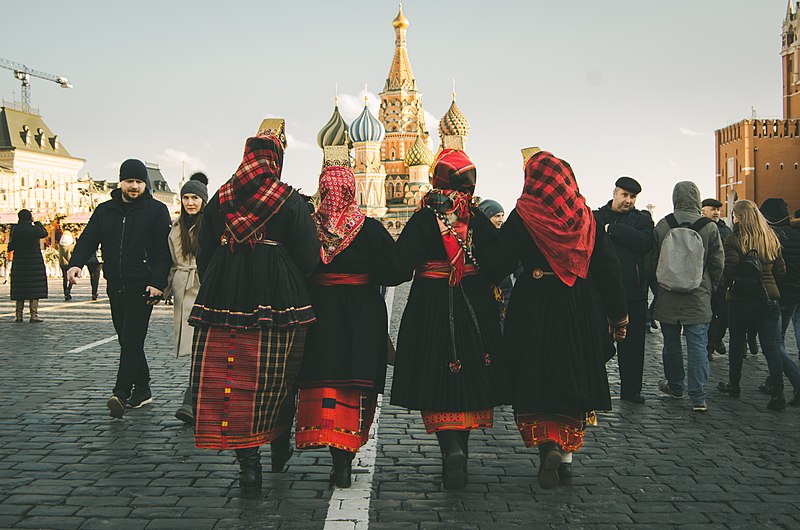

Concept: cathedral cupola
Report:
left=350, top=96, right=385, bottom=143
left=317, top=98, right=351, bottom=148
left=438, top=93, right=470, bottom=139
left=404, top=133, right=434, bottom=168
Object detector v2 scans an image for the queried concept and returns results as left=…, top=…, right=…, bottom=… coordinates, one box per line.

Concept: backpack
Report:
left=656, top=214, right=713, bottom=293
left=731, top=249, right=768, bottom=300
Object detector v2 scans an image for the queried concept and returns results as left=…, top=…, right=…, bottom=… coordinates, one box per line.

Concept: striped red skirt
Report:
left=420, top=409, right=494, bottom=434
left=191, top=325, right=306, bottom=449
left=295, top=387, right=377, bottom=453
left=515, top=411, right=596, bottom=452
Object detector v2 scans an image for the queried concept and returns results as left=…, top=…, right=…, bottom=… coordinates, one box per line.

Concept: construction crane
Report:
left=0, top=58, right=72, bottom=112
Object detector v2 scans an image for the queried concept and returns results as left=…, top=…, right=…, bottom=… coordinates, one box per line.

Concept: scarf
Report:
left=419, top=148, right=476, bottom=286
left=219, top=135, right=294, bottom=243
left=313, top=165, right=366, bottom=264
left=515, top=151, right=595, bottom=287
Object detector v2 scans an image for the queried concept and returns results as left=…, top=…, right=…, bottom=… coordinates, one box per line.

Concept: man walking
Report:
left=594, top=177, right=654, bottom=404
left=701, top=198, right=732, bottom=360
left=653, top=182, right=724, bottom=413
left=67, top=159, right=172, bottom=418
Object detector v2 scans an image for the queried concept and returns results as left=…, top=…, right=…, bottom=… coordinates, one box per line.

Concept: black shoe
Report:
left=714, top=341, right=727, bottom=355
left=767, top=396, right=786, bottom=411
left=747, top=336, right=759, bottom=356
left=329, top=448, right=354, bottom=488
left=437, top=431, right=467, bottom=490
left=558, top=463, right=573, bottom=485
left=91, top=294, right=98, bottom=301
left=717, top=382, right=740, bottom=398
left=174, top=404, right=194, bottom=425
left=65, top=294, right=72, bottom=301
left=621, top=394, right=645, bottom=404
left=538, top=443, right=561, bottom=490
left=235, top=448, right=262, bottom=489
left=270, top=434, right=293, bottom=473
left=658, top=380, right=684, bottom=399
left=106, top=395, right=127, bottom=418
left=127, top=386, right=153, bottom=409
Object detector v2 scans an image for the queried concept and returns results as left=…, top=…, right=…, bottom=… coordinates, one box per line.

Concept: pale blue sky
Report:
left=0, top=1, right=789, bottom=218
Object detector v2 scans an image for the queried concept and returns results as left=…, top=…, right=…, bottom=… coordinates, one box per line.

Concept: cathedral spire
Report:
left=385, top=3, right=416, bottom=91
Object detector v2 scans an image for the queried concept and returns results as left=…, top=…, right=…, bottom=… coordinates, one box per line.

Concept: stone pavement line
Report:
left=323, top=286, right=394, bottom=530
left=66, top=335, right=117, bottom=354
left=0, top=296, right=107, bottom=317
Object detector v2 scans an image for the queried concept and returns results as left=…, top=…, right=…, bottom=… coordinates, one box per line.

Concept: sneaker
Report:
left=107, top=395, right=127, bottom=418
left=621, top=394, right=646, bottom=404
left=658, top=380, right=684, bottom=399
left=691, top=402, right=708, bottom=413
left=127, top=386, right=153, bottom=409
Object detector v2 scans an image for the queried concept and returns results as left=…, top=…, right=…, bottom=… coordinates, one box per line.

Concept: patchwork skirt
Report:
left=295, top=387, right=377, bottom=452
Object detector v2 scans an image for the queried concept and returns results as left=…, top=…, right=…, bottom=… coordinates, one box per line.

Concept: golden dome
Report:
left=439, top=97, right=470, bottom=138
left=405, top=134, right=434, bottom=167
left=393, top=4, right=409, bottom=29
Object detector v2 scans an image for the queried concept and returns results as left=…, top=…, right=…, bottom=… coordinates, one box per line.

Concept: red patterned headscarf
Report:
left=313, top=165, right=366, bottom=264
left=419, top=148, right=477, bottom=285
left=219, top=135, right=294, bottom=243
left=516, top=151, right=595, bottom=287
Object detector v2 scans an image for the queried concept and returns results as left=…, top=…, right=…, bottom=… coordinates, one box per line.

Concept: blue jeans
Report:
left=661, top=322, right=710, bottom=405
left=728, top=301, right=784, bottom=389
left=776, top=302, right=800, bottom=391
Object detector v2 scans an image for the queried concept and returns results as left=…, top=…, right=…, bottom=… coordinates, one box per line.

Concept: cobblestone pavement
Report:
left=1, top=279, right=799, bottom=529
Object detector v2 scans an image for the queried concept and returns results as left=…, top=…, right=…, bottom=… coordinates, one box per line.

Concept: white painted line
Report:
left=66, top=335, right=117, bottom=354
left=323, top=286, right=395, bottom=530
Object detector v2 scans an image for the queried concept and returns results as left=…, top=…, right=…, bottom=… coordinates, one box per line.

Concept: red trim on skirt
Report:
left=310, top=273, right=371, bottom=286
left=515, top=412, right=593, bottom=452
left=420, top=409, right=493, bottom=433
left=295, top=387, right=376, bottom=452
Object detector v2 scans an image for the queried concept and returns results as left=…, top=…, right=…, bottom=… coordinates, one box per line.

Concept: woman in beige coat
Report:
left=164, top=172, right=208, bottom=424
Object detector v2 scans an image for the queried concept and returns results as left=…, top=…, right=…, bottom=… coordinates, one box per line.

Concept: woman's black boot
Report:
left=436, top=431, right=467, bottom=490
left=558, top=462, right=573, bottom=485
left=767, top=382, right=786, bottom=411
left=537, top=442, right=561, bottom=489
left=329, top=447, right=354, bottom=488
left=269, top=431, right=293, bottom=473
left=234, top=447, right=262, bottom=489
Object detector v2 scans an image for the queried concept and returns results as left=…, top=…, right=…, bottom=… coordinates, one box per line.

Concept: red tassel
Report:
left=449, top=360, right=462, bottom=374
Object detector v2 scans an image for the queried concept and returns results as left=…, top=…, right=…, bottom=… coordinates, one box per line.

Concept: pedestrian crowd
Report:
left=8, top=125, right=800, bottom=494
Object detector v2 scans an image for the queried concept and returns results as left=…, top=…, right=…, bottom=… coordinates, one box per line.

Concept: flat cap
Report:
left=701, top=198, right=723, bottom=208
left=615, top=176, right=641, bottom=195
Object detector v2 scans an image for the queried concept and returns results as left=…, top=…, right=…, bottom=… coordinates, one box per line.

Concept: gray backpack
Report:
left=656, top=214, right=713, bottom=293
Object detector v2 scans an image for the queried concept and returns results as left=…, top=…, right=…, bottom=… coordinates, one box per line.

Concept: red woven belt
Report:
left=415, top=261, right=478, bottom=280
left=311, top=273, right=371, bottom=286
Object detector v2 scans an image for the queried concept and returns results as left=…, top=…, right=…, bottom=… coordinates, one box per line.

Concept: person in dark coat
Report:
left=481, top=151, right=628, bottom=490
left=8, top=209, right=48, bottom=322
left=593, top=176, right=654, bottom=404
left=478, top=198, right=518, bottom=320
left=67, top=159, right=172, bottom=418
left=701, top=198, right=733, bottom=359
left=380, top=148, right=510, bottom=490
left=189, top=133, right=320, bottom=491
left=295, top=157, right=395, bottom=489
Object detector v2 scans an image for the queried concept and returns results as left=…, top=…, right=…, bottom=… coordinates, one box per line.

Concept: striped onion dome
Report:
left=438, top=97, right=470, bottom=138
left=349, top=102, right=385, bottom=143
left=404, top=134, right=434, bottom=167
left=317, top=104, right=350, bottom=148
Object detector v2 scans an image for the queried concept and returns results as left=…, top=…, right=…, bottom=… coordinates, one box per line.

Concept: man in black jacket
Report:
left=701, top=198, right=733, bottom=360
left=67, top=159, right=172, bottom=418
left=594, top=177, right=654, bottom=404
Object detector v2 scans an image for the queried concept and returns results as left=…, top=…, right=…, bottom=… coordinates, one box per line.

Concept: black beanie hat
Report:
left=17, top=209, right=32, bottom=222
left=119, top=159, right=150, bottom=188
left=759, top=198, right=790, bottom=226
left=181, top=172, right=209, bottom=203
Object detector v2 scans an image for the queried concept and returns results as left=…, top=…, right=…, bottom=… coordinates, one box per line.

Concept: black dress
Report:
left=9, top=222, right=48, bottom=301
left=382, top=207, right=511, bottom=412
left=298, top=218, right=395, bottom=392
left=481, top=210, right=627, bottom=413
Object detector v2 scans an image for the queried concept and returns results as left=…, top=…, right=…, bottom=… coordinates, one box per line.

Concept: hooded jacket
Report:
left=69, top=187, right=172, bottom=290
left=652, top=181, right=724, bottom=325
left=761, top=198, right=800, bottom=304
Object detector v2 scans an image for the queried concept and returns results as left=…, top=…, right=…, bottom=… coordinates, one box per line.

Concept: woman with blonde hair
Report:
left=718, top=199, right=799, bottom=410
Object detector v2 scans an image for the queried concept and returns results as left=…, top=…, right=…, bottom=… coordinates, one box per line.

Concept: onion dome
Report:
left=317, top=103, right=350, bottom=148
left=438, top=96, right=470, bottom=138
left=350, top=100, right=385, bottom=143
left=404, top=134, right=434, bottom=167
left=393, top=4, right=409, bottom=29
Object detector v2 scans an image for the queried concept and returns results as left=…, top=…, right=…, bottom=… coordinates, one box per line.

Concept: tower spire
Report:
left=385, top=4, right=415, bottom=91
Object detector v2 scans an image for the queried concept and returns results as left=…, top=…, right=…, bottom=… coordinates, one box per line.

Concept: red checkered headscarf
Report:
left=516, top=151, right=595, bottom=287
left=419, top=149, right=477, bottom=285
left=219, top=135, right=294, bottom=242
left=313, top=165, right=366, bottom=264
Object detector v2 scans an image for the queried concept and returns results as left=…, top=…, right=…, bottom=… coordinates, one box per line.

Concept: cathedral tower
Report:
left=782, top=1, right=800, bottom=119
left=350, top=96, right=388, bottom=217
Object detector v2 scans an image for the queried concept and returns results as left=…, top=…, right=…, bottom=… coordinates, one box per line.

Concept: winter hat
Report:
left=181, top=172, right=209, bottom=203
left=760, top=198, right=790, bottom=226
left=478, top=199, right=504, bottom=219
left=17, top=209, right=32, bottom=222
left=119, top=159, right=150, bottom=188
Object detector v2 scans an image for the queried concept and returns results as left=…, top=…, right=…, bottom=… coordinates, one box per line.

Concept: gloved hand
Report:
left=609, top=315, right=629, bottom=342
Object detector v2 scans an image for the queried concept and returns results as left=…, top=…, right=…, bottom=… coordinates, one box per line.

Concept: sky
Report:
left=0, top=0, right=791, bottom=219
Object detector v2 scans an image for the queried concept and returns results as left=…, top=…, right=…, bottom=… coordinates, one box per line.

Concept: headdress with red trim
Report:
left=313, top=165, right=365, bottom=264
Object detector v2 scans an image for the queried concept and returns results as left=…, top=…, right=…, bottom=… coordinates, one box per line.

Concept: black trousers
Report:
left=87, top=263, right=102, bottom=297
left=708, top=287, right=727, bottom=348
left=61, top=266, right=72, bottom=297
left=108, top=286, right=154, bottom=397
left=618, top=298, right=647, bottom=398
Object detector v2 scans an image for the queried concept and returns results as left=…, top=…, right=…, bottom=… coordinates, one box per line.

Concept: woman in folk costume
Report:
left=295, top=155, right=395, bottom=488
left=189, top=134, right=320, bottom=490
left=480, top=151, right=627, bottom=489
left=382, top=148, right=510, bottom=490
left=163, top=172, right=208, bottom=425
